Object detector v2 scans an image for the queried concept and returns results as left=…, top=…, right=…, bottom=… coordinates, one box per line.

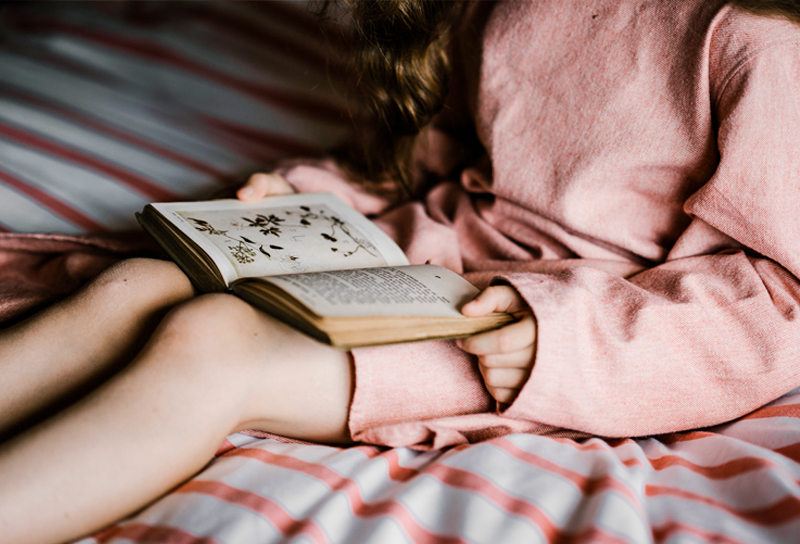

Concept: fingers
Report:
left=485, top=387, right=521, bottom=404
left=477, top=346, right=536, bottom=369
left=480, top=363, right=532, bottom=404
left=477, top=348, right=534, bottom=399
left=479, top=366, right=530, bottom=388
left=237, top=173, right=295, bottom=201
left=461, top=285, right=528, bottom=317
left=459, top=314, right=536, bottom=356
left=457, top=307, right=537, bottom=405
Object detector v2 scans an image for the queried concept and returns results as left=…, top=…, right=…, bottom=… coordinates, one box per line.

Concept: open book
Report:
left=137, top=193, right=513, bottom=348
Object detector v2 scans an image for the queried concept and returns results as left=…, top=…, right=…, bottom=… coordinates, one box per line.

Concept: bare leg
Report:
left=0, top=293, right=353, bottom=544
left=0, top=258, right=195, bottom=437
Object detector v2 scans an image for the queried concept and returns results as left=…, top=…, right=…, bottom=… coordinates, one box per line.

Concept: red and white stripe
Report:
left=76, top=388, right=800, bottom=544
left=0, top=1, right=351, bottom=234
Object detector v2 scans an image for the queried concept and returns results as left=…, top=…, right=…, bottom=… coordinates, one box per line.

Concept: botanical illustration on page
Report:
left=178, top=204, right=387, bottom=277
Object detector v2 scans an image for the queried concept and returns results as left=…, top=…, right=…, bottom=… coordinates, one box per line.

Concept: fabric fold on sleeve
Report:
left=274, top=157, right=396, bottom=217
left=497, top=253, right=800, bottom=437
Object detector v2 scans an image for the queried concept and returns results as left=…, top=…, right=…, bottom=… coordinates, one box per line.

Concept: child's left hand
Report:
left=458, top=285, right=536, bottom=404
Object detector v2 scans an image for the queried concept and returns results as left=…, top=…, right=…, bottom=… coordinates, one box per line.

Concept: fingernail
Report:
left=239, top=187, right=254, bottom=199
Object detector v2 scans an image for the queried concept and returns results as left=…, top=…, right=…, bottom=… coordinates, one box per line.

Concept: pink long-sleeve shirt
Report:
left=278, top=0, right=800, bottom=446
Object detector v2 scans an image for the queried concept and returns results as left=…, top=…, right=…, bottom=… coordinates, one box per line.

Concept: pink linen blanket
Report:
left=0, top=232, right=152, bottom=327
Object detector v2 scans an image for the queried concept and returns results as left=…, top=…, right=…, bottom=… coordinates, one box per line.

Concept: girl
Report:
left=2, top=0, right=800, bottom=542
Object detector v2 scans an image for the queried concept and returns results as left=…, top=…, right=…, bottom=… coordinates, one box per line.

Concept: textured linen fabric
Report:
left=278, top=0, right=800, bottom=449
left=0, top=232, right=154, bottom=326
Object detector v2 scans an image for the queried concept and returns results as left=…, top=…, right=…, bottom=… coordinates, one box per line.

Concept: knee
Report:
left=88, top=258, right=195, bottom=307
left=152, top=294, right=264, bottom=363
left=95, top=257, right=190, bottom=289
left=143, top=295, right=354, bottom=440
left=140, top=294, right=285, bottom=399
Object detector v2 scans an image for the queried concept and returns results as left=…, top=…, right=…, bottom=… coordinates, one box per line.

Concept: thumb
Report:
left=237, top=173, right=294, bottom=201
left=461, top=285, right=526, bottom=317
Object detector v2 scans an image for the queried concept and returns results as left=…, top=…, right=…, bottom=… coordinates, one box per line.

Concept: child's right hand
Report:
left=237, top=173, right=295, bottom=201
left=458, top=285, right=536, bottom=405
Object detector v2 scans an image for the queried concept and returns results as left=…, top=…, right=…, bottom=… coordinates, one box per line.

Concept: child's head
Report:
left=731, top=0, right=800, bottom=23
left=322, top=0, right=461, bottom=188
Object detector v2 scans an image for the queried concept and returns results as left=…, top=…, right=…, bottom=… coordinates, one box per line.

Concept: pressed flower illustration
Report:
left=183, top=204, right=382, bottom=274
left=242, top=214, right=285, bottom=238
left=187, top=218, right=227, bottom=236
left=228, top=242, right=256, bottom=264
left=239, top=208, right=377, bottom=259
left=188, top=217, right=265, bottom=263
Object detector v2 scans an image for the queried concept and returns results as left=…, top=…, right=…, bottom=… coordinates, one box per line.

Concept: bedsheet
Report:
left=0, top=0, right=350, bottom=233
left=76, top=391, right=800, bottom=544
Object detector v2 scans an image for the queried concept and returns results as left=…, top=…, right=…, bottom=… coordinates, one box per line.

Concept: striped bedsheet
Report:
left=0, top=0, right=351, bottom=233
left=79, top=387, right=800, bottom=544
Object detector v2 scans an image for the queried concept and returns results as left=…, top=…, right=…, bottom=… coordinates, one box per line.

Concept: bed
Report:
left=1, top=2, right=799, bottom=543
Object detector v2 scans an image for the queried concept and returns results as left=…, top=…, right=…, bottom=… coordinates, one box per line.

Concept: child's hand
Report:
left=458, top=285, right=536, bottom=404
left=237, top=173, right=295, bottom=201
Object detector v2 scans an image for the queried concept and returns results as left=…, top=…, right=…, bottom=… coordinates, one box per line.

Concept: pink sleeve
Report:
left=273, top=157, right=395, bottom=217
left=501, top=35, right=800, bottom=437
left=272, top=100, right=478, bottom=219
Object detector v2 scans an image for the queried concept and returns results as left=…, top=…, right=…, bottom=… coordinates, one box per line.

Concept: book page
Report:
left=150, top=194, right=408, bottom=285
left=257, top=265, right=480, bottom=318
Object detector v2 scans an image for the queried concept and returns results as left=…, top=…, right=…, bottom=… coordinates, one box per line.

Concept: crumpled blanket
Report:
left=0, top=232, right=157, bottom=327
